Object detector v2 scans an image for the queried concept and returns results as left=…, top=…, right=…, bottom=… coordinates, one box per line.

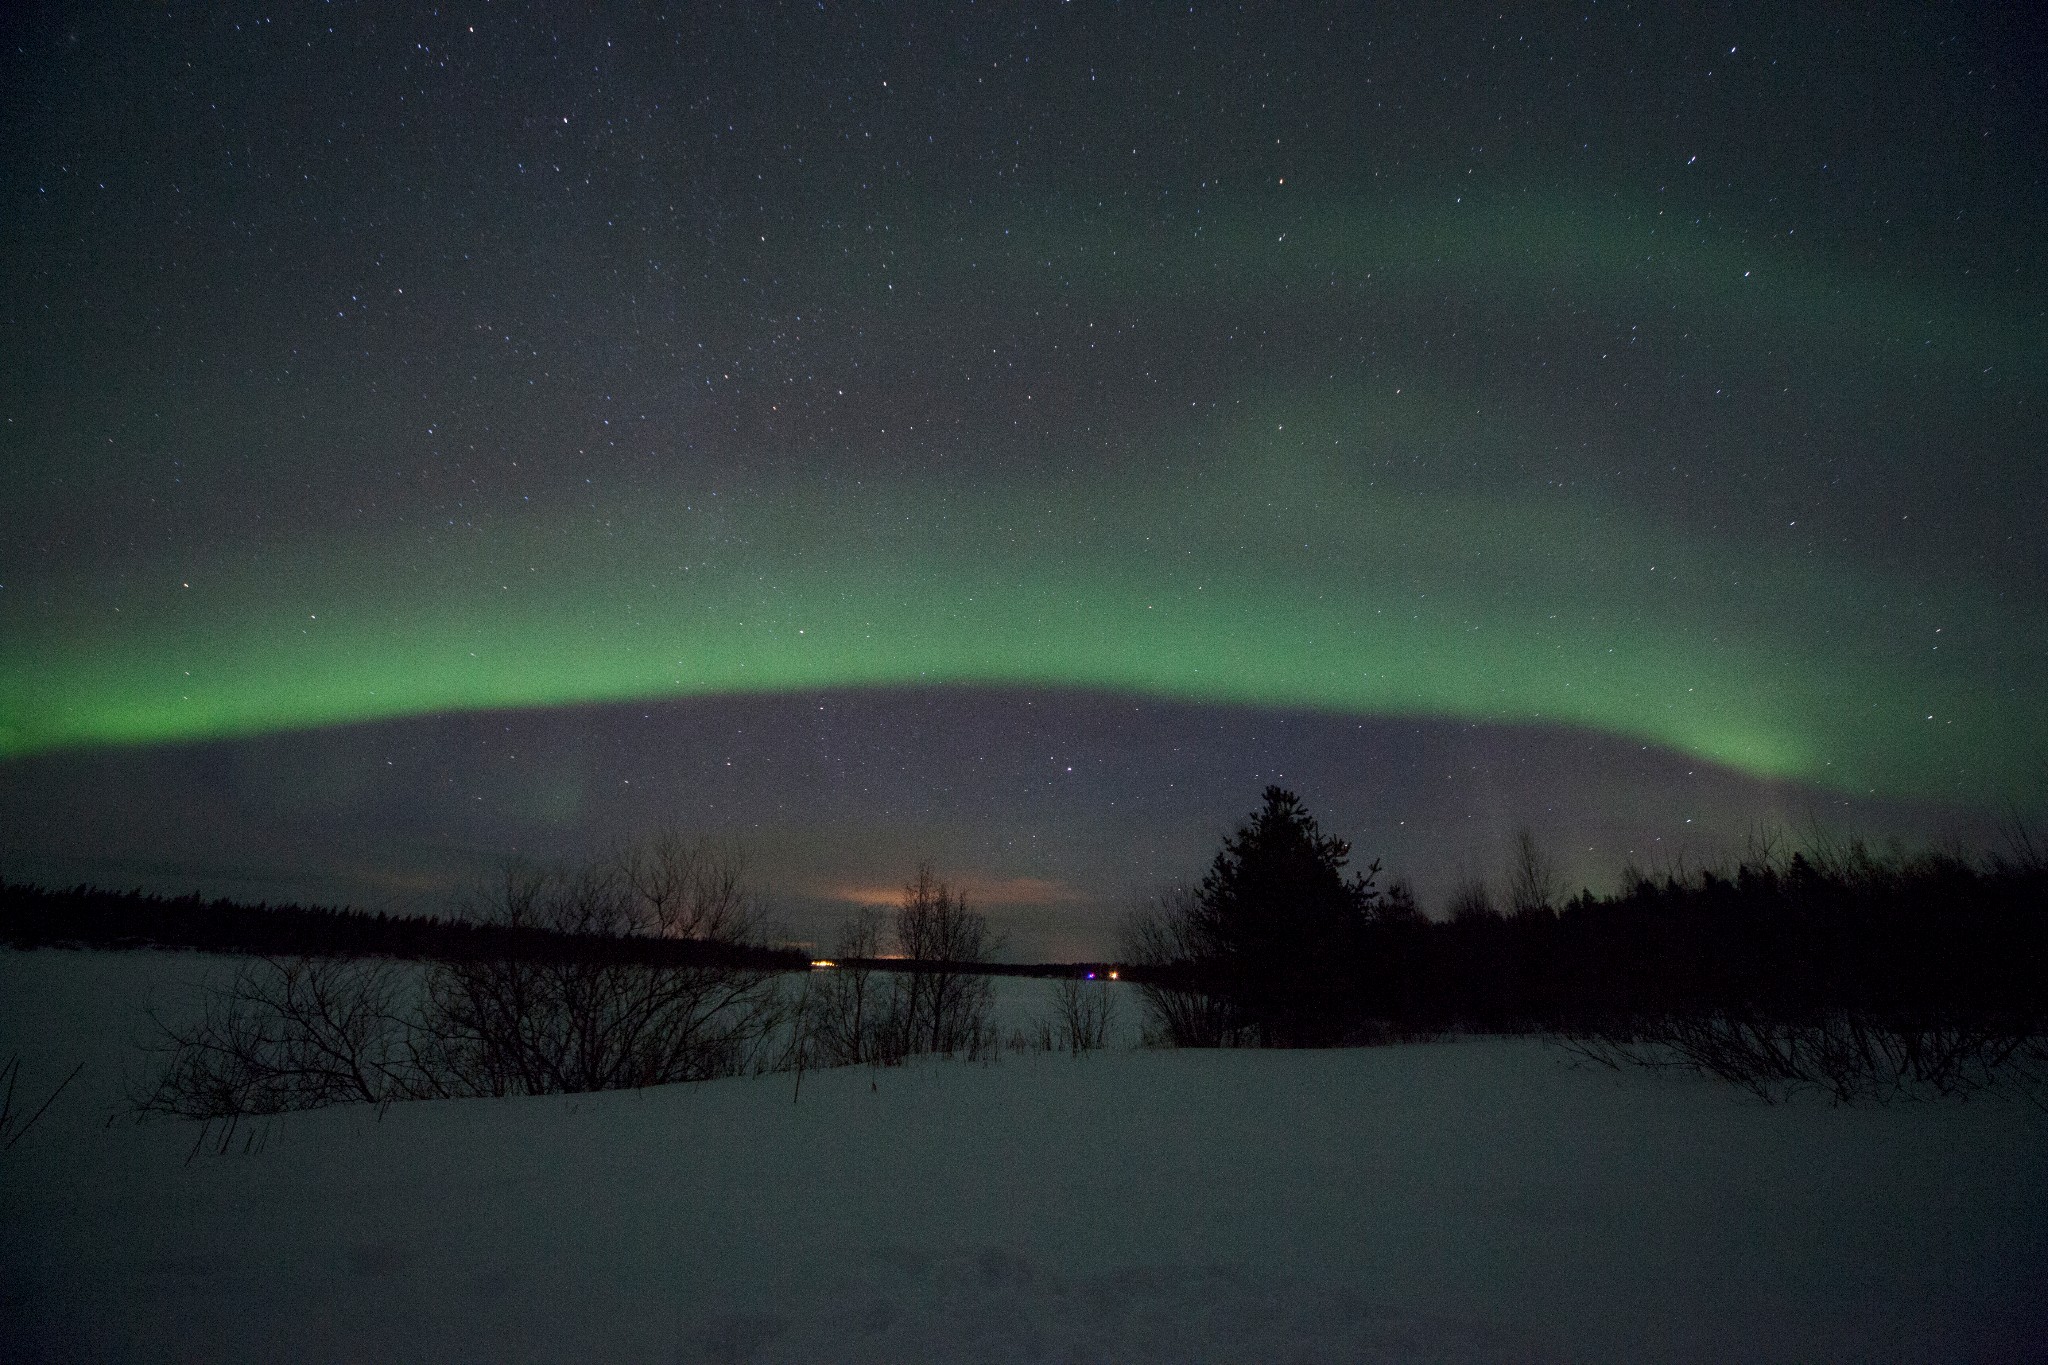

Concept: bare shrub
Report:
left=132, top=955, right=418, bottom=1121
left=1046, top=975, right=1119, bottom=1056
left=1007, top=1018, right=1059, bottom=1054
left=1561, top=1010, right=2047, bottom=1105
left=135, top=837, right=791, bottom=1131
left=413, top=844, right=785, bottom=1096
left=130, top=955, right=424, bottom=1155
left=1118, top=886, right=1237, bottom=1047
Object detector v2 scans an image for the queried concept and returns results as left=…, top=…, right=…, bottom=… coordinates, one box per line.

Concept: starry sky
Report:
left=2, top=3, right=2043, bottom=957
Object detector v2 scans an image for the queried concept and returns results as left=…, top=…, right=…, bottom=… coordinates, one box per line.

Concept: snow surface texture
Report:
left=3, top=949, right=2045, bottom=1363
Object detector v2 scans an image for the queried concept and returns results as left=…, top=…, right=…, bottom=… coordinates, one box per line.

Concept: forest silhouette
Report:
left=5, top=788, right=2045, bottom=1112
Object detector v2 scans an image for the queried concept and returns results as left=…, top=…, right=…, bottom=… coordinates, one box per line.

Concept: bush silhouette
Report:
left=415, top=840, right=784, bottom=1096
left=133, top=837, right=792, bottom=1140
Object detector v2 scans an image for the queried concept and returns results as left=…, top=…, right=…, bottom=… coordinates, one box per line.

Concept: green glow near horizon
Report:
left=4, top=395, right=2037, bottom=803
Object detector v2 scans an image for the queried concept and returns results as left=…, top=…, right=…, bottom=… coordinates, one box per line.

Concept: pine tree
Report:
left=1191, top=786, right=1379, bottom=1045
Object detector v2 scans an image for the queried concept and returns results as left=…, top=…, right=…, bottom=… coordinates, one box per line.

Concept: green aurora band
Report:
left=4, top=401, right=2038, bottom=803
left=3, top=197, right=2040, bottom=801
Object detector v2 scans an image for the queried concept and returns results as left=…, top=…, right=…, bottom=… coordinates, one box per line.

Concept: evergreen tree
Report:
left=1190, top=786, right=1379, bottom=1045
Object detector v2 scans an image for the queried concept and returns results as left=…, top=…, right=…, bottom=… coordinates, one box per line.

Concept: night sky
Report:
left=3, top=4, right=2042, bottom=957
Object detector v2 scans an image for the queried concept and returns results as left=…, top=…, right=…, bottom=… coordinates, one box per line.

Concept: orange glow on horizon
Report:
left=821, top=873, right=1087, bottom=908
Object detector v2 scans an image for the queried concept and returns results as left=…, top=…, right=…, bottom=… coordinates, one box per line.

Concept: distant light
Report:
left=1086, top=971, right=1096, bottom=979
left=810, top=959, right=836, bottom=969
left=1108, top=970, right=1119, bottom=980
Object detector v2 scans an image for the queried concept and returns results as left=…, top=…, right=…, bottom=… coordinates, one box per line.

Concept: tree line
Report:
left=16, top=788, right=2043, bottom=1116
left=0, top=875, right=802, bottom=971
left=1120, top=786, right=2048, bottom=1099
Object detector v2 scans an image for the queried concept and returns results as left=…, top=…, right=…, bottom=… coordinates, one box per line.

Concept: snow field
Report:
left=3, top=948, right=2045, bottom=1363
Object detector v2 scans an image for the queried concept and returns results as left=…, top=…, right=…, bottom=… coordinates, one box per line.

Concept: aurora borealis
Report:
left=3, top=5, right=2042, bottom=954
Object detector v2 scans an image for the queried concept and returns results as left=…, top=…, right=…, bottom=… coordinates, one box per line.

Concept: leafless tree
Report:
left=1994, top=805, right=2046, bottom=875
left=1445, top=877, right=1499, bottom=923
left=808, top=907, right=892, bottom=1066
left=620, top=832, right=765, bottom=943
left=889, top=863, right=998, bottom=1059
left=1506, top=829, right=1560, bottom=919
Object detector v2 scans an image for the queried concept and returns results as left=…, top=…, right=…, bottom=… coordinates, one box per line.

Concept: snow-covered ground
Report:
left=3, top=948, right=2045, bottom=1363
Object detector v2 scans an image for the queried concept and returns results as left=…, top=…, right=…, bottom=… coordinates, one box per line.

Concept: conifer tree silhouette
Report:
left=1191, top=787, right=1379, bottom=1046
